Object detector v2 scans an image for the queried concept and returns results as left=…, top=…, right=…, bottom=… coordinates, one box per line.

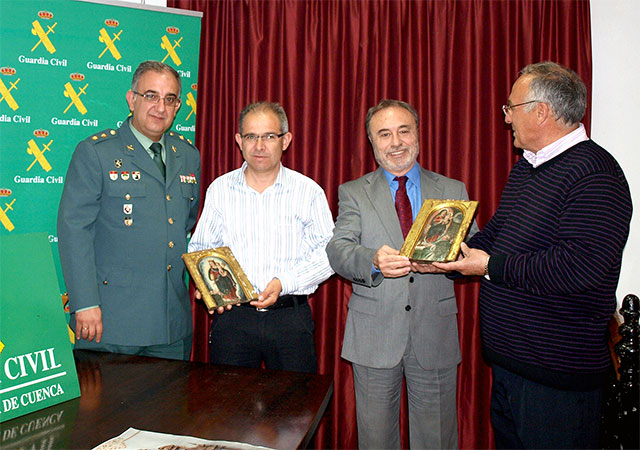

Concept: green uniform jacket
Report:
left=57, top=119, right=201, bottom=347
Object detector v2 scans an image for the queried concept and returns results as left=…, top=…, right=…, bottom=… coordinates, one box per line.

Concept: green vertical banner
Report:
left=0, top=0, right=201, bottom=422
left=0, top=233, right=80, bottom=422
left=0, top=0, right=202, bottom=295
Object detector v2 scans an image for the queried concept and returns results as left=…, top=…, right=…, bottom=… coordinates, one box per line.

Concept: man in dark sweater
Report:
left=435, top=62, right=632, bottom=448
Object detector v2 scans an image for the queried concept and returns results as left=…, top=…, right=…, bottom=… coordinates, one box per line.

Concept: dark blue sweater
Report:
left=469, top=140, right=632, bottom=390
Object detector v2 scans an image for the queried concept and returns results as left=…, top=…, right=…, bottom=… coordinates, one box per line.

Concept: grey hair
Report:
left=131, top=60, right=182, bottom=96
left=366, top=99, right=419, bottom=138
left=521, top=61, right=586, bottom=127
left=238, top=102, right=289, bottom=135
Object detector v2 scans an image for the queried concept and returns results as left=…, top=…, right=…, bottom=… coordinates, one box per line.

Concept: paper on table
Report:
left=93, top=427, right=275, bottom=450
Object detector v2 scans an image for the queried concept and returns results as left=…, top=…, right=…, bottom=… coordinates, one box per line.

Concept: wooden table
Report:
left=0, top=350, right=333, bottom=449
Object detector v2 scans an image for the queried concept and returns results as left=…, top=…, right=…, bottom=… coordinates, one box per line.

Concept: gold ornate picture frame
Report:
left=182, top=247, right=258, bottom=312
left=400, top=199, right=478, bottom=263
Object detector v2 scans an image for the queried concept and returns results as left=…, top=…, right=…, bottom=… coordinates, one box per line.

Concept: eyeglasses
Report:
left=501, top=100, right=540, bottom=115
left=132, top=91, right=180, bottom=107
left=241, top=132, right=286, bottom=143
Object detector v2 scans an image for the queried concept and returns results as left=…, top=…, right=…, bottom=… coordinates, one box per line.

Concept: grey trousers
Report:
left=352, top=336, right=458, bottom=449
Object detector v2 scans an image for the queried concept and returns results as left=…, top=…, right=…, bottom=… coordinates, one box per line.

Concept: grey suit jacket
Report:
left=57, top=119, right=201, bottom=347
left=327, top=166, right=472, bottom=369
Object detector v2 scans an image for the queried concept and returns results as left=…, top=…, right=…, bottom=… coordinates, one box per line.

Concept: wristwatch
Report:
left=483, top=255, right=491, bottom=281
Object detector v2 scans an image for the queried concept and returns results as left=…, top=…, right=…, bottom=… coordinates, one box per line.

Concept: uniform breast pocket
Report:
left=104, top=183, right=147, bottom=229
left=180, top=184, right=197, bottom=217
left=180, top=183, right=196, bottom=201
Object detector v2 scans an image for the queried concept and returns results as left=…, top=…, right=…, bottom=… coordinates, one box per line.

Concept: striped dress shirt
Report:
left=522, top=122, right=588, bottom=168
left=188, top=162, right=334, bottom=295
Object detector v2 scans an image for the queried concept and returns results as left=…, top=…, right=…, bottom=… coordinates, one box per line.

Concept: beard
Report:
left=374, top=144, right=419, bottom=174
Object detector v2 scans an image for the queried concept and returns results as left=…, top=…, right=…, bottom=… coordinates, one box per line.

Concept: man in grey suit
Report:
left=327, top=99, right=473, bottom=449
left=57, top=61, right=201, bottom=360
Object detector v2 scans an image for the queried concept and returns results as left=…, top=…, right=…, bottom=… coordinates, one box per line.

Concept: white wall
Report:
left=591, top=0, right=640, bottom=307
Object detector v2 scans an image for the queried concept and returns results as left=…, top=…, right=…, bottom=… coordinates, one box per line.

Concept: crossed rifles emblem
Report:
left=161, top=35, right=183, bottom=66
left=186, top=92, right=197, bottom=120
left=31, top=20, right=57, bottom=54
left=1, top=199, right=16, bottom=232
left=99, top=27, right=122, bottom=60
left=0, top=77, right=20, bottom=111
left=64, top=82, right=88, bottom=115
left=27, top=139, right=54, bottom=172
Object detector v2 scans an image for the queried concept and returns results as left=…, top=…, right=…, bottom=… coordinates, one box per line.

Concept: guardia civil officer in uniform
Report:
left=57, top=60, right=201, bottom=360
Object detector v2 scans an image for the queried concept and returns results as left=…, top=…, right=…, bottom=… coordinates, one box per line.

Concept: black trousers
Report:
left=209, top=301, right=317, bottom=373
left=491, top=364, right=602, bottom=449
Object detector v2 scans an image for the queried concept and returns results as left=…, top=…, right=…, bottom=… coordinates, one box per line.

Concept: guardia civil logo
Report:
left=0, top=195, right=16, bottom=233
left=161, top=26, right=184, bottom=66
left=63, top=73, right=88, bottom=115
left=0, top=67, right=20, bottom=112
left=99, top=19, right=123, bottom=60
left=186, top=83, right=197, bottom=121
left=31, top=11, right=57, bottom=55
left=26, top=130, right=53, bottom=173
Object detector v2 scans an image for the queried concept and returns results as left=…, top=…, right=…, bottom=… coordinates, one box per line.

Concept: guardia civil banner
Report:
left=0, top=0, right=202, bottom=297
left=0, top=233, right=81, bottom=423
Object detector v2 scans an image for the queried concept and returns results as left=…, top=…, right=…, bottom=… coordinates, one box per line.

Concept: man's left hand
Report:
left=432, top=242, right=488, bottom=276
left=252, top=277, right=282, bottom=309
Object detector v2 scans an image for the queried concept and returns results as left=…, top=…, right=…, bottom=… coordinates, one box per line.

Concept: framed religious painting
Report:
left=400, top=199, right=478, bottom=263
left=182, top=247, right=258, bottom=312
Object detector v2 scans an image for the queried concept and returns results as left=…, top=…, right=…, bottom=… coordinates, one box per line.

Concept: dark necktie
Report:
left=149, top=142, right=165, bottom=179
left=394, top=176, right=413, bottom=238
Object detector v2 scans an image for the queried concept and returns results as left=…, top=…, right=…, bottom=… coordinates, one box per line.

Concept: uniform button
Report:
left=168, top=217, right=174, bottom=224
left=167, top=265, right=172, bottom=271
left=125, top=194, right=131, bottom=200
left=166, top=194, right=171, bottom=201
left=409, top=276, right=414, bottom=283
left=103, top=280, right=108, bottom=285
left=405, top=305, right=411, bottom=311
left=168, top=241, right=174, bottom=248
left=189, top=196, right=195, bottom=201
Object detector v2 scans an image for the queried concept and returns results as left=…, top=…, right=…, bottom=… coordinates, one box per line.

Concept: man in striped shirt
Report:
left=188, top=101, right=334, bottom=373
left=435, top=62, right=632, bottom=448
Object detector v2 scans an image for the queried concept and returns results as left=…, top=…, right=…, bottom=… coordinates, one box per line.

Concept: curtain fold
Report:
left=169, top=1, right=592, bottom=448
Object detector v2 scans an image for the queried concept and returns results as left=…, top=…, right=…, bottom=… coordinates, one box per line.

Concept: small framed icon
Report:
left=182, top=247, right=258, bottom=312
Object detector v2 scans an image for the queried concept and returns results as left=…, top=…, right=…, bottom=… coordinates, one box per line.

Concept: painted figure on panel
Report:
left=412, top=207, right=463, bottom=261
left=199, top=257, right=245, bottom=304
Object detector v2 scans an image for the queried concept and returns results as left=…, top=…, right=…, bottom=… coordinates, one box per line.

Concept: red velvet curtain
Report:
left=168, top=1, right=592, bottom=448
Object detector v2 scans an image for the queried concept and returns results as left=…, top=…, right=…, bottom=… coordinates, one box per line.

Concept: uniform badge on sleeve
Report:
left=124, top=217, right=133, bottom=227
left=123, top=204, right=132, bottom=214
left=132, top=171, right=141, bottom=181
left=121, top=171, right=130, bottom=181
left=109, top=171, right=118, bottom=181
left=114, top=159, right=123, bottom=168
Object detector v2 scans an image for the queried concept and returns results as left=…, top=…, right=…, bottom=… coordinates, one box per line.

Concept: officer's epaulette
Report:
left=168, top=131, right=197, bottom=149
left=89, top=129, right=118, bottom=143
